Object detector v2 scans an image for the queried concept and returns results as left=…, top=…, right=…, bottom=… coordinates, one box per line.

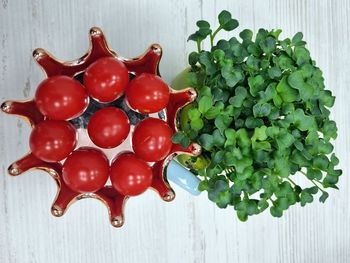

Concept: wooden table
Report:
left=1, top=0, right=349, bottom=262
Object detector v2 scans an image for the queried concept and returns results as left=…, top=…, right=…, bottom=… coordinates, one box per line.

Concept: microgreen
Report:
left=173, top=10, right=342, bottom=220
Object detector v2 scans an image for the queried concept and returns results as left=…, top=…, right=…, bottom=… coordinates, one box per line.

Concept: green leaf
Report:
left=224, top=128, right=236, bottom=147
left=268, top=67, right=282, bottom=79
left=186, top=72, right=200, bottom=87
left=212, top=88, right=229, bottom=103
left=292, top=32, right=303, bottom=44
left=247, top=43, right=261, bottom=56
left=198, top=180, right=209, bottom=191
left=221, top=62, right=243, bottom=87
left=252, top=126, right=267, bottom=141
left=172, top=132, right=190, bottom=148
left=190, top=118, right=204, bottom=131
left=239, top=29, right=253, bottom=41
left=245, top=117, right=264, bottom=128
left=208, top=179, right=229, bottom=202
left=270, top=206, right=283, bottom=217
left=196, top=20, right=212, bottom=39
left=270, top=29, right=282, bottom=39
left=306, top=186, right=318, bottom=195
left=300, top=190, right=313, bottom=206
left=277, top=54, right=294, bottom=70
left=330, top=153, right=340, bottom=166
left=292, top=109, right=317, bottom=131
left=213, top=129, right=225, bottom=146
left=259, top=83, right=277, bottom=103
left=204, top=105, right=221, bottom=119
left=236, top=128, right=251, bottom=148
left=198, top=134, right=214, bottom=150
left=276, top=76, right=300, bottom=103
left=276, top=131, right=295, bottom=149
left=288, top=70, right=314, bottom=101
left=259, top=37, right=276, bottom=54
left=319, top=90, right=335, bottom=107
left=266, top=126, right=280, bottom=137
left=188, top=108, right=201, bottom=120
left=218, top=10, right=239, bottom=31
left=188, top=52, right=199, bottom=65
left=319, top=191, right=329, bottom=203
left=306, top=168, right=322, bottom=180
left=199, top=52, right=217, bottom=75
left=229, top=86, right=248, bottom=107
left=235, top=159, right=253, bottom=174
left=253, top=103, right=271, bottom=117
left=274, top=158, right=290, bottom=177
left=198, top=96, right=213, bottom=113
left=255, top=29, right=268, bottom=44
left=313, top=155, right=329, bottom=171
left=275, top=197, right=289, bottom=210
left=197, top=20, right=210, bottom=29
left=252, top=141, right=271, bottom=151
left=322, top=120, right=337, bottom=140
left=187, top=32, right=205, bottom=42
left=213, top=49, right=225, bottom=61
left=258, top=199, right=269, bottom=211
left=215, top=115, right=233, bottom=134
left=216, top=191, right=231, bottom=208
left=204, top=103, right=222, bottom=120
left=248, top=75, right=265, bottom=96
left=237, top=210, right=248, bottom=221
left=294, top=46, right=310, bottom=65
left=172, top=132, right=184, bottom=144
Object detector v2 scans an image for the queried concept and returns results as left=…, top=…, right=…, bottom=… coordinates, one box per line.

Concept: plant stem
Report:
left=244, top=192, right=249, bottom=199
left=311, top=179, right=326, bottom=193
left=299, top=170, right=307, bottom=176
left=286, top=177, right=297, bottom=186
left=196, top=40, right=201, bottom=53
left=210, top=26, right=222, bottom=47
left=299, top=170, right=327, bottom=192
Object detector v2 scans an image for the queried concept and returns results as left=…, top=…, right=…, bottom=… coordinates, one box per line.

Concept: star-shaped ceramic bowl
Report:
left=1, top=27, right=201, bottom=227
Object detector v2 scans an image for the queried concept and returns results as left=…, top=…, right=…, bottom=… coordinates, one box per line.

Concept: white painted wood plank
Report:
left=1, top=0, right=349, bottom=262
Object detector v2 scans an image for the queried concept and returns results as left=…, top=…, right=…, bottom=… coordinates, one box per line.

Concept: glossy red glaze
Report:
left=126, top=73, right=170, bottom=113
left=110, top=152, right=153, bottom=196
left=35, top=76, right=89, bottom=120
left=132, top=118, right=172, bottom=162
left=29, top=120, right=76, bottom=162
left=87, top=107, right=130, bottom=148
left=62, top=148, right=109, bottom=193
left=84, top=57, right=129, bottom=103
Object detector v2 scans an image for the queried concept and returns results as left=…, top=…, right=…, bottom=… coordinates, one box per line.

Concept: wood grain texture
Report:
left=1, top=0, right=349, bottom=262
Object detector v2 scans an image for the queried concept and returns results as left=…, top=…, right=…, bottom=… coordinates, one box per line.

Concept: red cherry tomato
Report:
left=83, top=57, right=129, bottom=103
left=132, top=118, right=173, bottom=162
left=35, top=76, right=89, bottom=120
left=87, top=107, right=130, bottom=148
left=125, top=73, right=170, bottom=113
left=62, top=148, right=109, bottom=193
left=110, top=152, right=153, bottom=196
left=29, top=120, right=76, bottom=162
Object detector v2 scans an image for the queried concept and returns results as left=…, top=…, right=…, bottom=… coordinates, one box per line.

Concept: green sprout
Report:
left=173, top=10, right=342, bottom=221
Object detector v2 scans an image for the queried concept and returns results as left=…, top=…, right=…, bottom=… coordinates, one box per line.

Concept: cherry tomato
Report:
left=35, top=76, right=89, bottom=120
left=110, top=152, right=153, bottom=196
left=29, top=120, right=76, bottom=162
left=87, top=107, right=130, bottom=148
left=132, top=118, right=173, bottom=162
left=83, top=57, right=129, bottom=103
left=125, top=73, right=170, bottom=113
left=62, top=148, right=109, bottom=193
